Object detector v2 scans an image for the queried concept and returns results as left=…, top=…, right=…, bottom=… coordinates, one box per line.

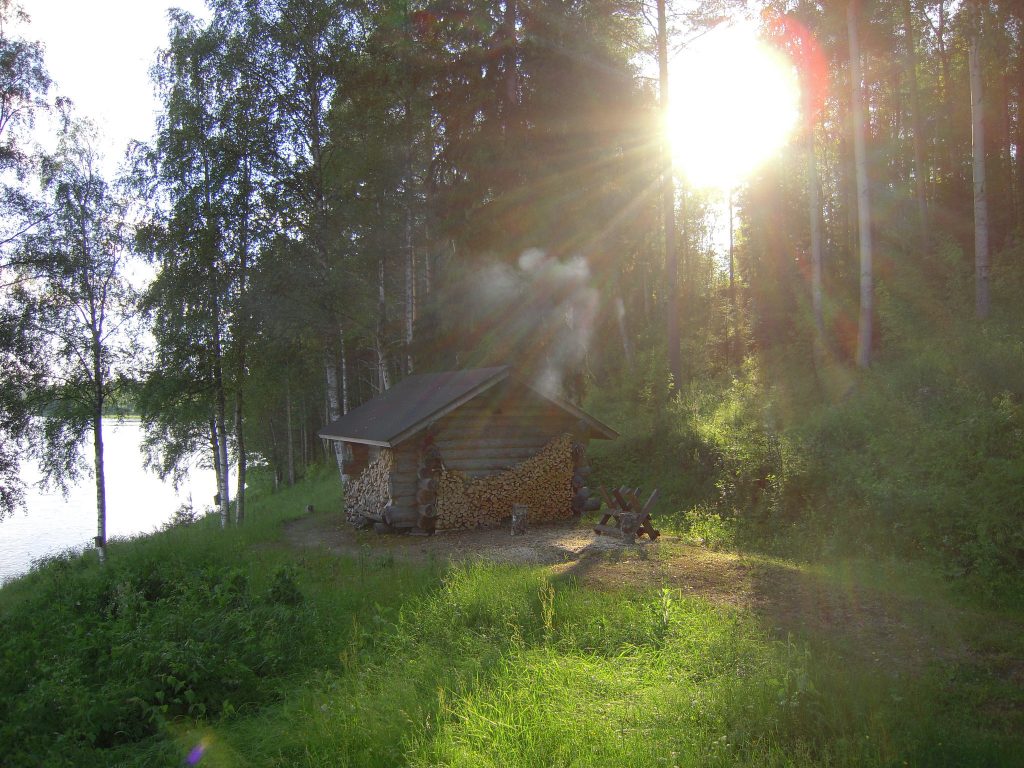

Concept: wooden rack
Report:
left=594, top=485, right=661, bottom=541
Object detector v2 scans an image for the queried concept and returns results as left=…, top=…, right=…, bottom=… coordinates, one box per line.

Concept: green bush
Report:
left=589, top=301, right=1024, bottom=602
left=0, top=535, right=315, bottom=764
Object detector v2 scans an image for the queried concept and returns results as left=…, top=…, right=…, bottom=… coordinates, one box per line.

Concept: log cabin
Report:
left=318, top=366, right=617, bottom=534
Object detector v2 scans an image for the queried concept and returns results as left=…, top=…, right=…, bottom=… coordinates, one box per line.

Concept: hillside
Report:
left=1, top=468, right=1021, bottom=767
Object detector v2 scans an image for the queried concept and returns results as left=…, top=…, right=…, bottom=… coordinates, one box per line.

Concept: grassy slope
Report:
left=2, top=467, right=1021, bottom=767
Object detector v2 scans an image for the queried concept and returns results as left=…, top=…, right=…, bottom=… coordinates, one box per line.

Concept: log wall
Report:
left=383, top=444, right=420, bottom=527
left=431, top=385, right=579, bottom=479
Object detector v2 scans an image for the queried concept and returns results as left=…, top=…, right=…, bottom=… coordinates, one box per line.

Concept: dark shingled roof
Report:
left=318, top=366, right=617, bottom=446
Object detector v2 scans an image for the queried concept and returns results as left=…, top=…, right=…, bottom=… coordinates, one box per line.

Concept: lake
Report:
left=0, top=420, right=218, bottom=584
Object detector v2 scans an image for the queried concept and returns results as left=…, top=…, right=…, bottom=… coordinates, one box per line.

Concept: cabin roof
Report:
left=318, top=366, right=618, bottom=447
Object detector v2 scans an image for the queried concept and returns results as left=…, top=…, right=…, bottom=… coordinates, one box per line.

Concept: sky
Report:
left=20, top=0, right=210, bottom=173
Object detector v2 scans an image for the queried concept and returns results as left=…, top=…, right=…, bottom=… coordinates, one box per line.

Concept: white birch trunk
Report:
left=213, top=362, right=230, bottom=526
left=969, top=0, right=991, bottom=318
left=93, top=412, right=106, bottom=563
left=324, top=351, right=346, bottom=484
left=849, top=0, right=874, bottom=368
left=209, top=418, right=222, bottom=509
left=216, top=405, right=230, bottom=527
left=340, top=329, right=349, bottom=415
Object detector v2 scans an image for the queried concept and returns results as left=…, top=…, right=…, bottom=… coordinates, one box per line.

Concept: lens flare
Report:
left=666, top=22, right=801, bottom=190
left=186, top=737, right=210, bottom=765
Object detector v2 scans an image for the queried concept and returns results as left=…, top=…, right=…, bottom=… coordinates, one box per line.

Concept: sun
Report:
left=665, top=23, right=801, bottom=190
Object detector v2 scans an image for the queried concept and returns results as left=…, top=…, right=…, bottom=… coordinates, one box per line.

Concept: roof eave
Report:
left=537, top=390, right=619, bottom=440
left=315, top=433, right=393, bottom=447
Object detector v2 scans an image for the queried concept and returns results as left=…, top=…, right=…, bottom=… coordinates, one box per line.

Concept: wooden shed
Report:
left=318, top=366, right=617, bottom=534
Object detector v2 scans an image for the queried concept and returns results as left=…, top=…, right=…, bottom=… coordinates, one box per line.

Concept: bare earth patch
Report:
left=284, top=511, right=633, bottom=566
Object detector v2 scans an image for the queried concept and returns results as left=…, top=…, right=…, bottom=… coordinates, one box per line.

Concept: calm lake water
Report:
left=0, top=420, right=218, bottom=584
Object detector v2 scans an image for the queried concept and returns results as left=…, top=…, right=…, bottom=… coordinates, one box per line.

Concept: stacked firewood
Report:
left=344, top=449, right=393, bottom=525
left=435, top=434, right=573, bottom=530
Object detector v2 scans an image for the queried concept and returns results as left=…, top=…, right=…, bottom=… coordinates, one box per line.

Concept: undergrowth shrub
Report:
left=590, top=302, right=1024, bottom=602
left=0, top=540, right=315, bottom=764
left=682, top=506, right=737, bottom=550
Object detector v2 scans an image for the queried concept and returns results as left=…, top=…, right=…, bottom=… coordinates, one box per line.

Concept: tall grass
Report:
left=214, top=563, right=1017, bottom=767
left=2, top=466, right=1020, bottom=766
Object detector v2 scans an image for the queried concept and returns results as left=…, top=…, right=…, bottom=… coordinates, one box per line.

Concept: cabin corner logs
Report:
left=343, top=431, right=601, bottom=533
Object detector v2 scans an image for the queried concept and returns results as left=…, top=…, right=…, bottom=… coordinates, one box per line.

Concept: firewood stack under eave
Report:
left=344, top=448, right=393, bottom=527
left=435, top=434, right=574, bottom=530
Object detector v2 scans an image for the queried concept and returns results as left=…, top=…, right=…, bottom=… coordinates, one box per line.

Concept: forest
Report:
left=1, top=0, right=1023, bottom=763
left=5, top=0, right=1020, bottom=586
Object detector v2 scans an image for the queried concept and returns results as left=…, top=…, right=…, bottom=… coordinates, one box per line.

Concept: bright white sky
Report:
left=20, top=0, right=211, bottom=174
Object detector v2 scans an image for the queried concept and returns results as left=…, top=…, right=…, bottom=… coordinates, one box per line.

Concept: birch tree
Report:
left=22, top=120, right=133, bottom=562
left=142, top=10, right=249, bottom=525
left=0, top=0, right=49, bottom=517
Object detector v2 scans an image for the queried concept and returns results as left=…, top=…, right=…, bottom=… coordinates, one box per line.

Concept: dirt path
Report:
left=284, top=511, right=638, bottom=566
left=284, top=512, right=1007, bottom=676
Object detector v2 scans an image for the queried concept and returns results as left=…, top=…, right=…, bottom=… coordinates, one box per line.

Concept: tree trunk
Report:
left=213, top=323, right=230, bottom=526
left=615, top=293, right=634, bottom=367
left=285, top=379, right=295, bottom=486
left=234, top=159, right=252, bottom=524
left=935, top=3, right=959, bottom=196
left=903, top=0, right=929, bottom=250
left=1016, top=42, right=1024, bottom=229
left=93, top=405, right=106, bottom=564
left=969, top=0, right=991, bottom=319
left=216, top=391, right=230, bottom=526
left=804, top=86, right=824, bottom=347
left=300, top=400, right=309, bottom=470
left=234, top=386, right=246, bottom=525
left=658, top=0, right=681, bottom=392
left=209, top=417, right=222, bottom=509
left=340, top=329, right=350, bottom=415
left=377, top=258, right=391, bottom=392
left=729, top=190, right=741, bottom=366
left=324, top=349, right=345, bottom=484
left=503, top=0, right=518, bottom=132
left=849, top=0, right=874, bottom=368
left=405, top=203, right=415, bottom=375
left=270, top=416, right=281, bottom=492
